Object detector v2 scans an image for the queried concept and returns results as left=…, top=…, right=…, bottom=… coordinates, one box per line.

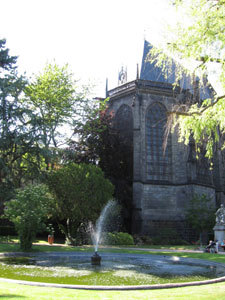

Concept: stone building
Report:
left=106, top=40, right=225, bottom=239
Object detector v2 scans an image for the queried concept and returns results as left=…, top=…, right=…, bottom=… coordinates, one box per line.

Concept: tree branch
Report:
left=167, top=94, right=225, bottom=117
left=199, top=56, right=224, bottom=64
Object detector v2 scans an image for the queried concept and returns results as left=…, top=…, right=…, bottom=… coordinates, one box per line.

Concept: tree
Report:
left=24, top=63, right=82, bottom=149
left=63, top=99, right=111, bottom=164
left=185, top=193, right=216, bottom=244
left=0, top=39, right=57, bottom=206
left=46, top=163, right=114, bottom=245
left=64, top=105, right=133, bottom=232
left=151, top=0, right=225, bottom=159
left=4, top=184, right=53, bottom=250
left=0, top=39, right=17, bottom=69
left=23, top=63, right=87, bottom=173
left=0, top=39, right=33, bottom=210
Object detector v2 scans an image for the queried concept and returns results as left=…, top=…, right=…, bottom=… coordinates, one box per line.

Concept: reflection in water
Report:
left=0, top=252, right=224, bottom=286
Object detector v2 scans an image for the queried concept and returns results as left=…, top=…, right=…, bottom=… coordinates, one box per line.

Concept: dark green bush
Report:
left=105, top=232, right=134, bottom=245
left=150, top=228, right=190, bottom=245
left=133, top=235, right=153, bottom=245
left=0, top=225, right=16, bottom=236
left=4, top=184, right=53, bottom=251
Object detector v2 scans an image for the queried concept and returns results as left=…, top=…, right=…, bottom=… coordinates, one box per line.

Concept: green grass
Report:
left=0, top=281, right=225, bottom=300
left=121, top=244, right=199, bottom=250
left=0, top=240, right=225, bottom=299
left=0, top=241, right=84, bottom=253
left=0, top=241, right=224, bottom=264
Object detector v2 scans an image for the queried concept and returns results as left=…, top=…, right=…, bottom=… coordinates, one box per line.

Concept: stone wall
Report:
left=108, top=80, right=222, bottom=240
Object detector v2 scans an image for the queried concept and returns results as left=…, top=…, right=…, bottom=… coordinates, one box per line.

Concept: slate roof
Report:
left=140, top=40, right=213, bottom=99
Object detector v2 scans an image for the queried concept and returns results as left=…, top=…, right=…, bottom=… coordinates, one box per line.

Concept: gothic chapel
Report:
left=106, top=40, right=225, bottom=239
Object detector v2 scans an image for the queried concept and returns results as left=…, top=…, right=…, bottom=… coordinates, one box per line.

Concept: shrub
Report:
left=133, top=235, right=153, bottom=246
left=46, top=163, right=114, bottom=245
left=0, top=225, right=16, bottom=236
left=150, top=228, right=190, bottom=245
left=4, top=184, right=53, bottom=251
left=105, top=232, right=134, bottom=245
left=185, top=193, right=216, bottom=244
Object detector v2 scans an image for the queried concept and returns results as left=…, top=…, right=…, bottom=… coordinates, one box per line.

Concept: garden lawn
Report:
left=0, top=241, right=225, bottom=299
left=0, top=281, right=225, bottom=300
left=0, top=241, right=225, bottom=264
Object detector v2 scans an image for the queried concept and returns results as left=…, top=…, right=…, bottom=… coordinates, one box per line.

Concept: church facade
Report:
left=106, top=41, right=225, bottom=239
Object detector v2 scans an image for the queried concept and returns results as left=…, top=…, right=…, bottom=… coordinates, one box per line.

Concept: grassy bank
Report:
left=0, top=281, right=225, bottom=300
left=0, top=239, right=225, bottom=299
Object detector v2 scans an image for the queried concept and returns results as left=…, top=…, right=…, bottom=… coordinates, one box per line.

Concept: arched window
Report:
left=146, top=103, right=172, bottom=181
left=114, top=104, right=133, bottom=145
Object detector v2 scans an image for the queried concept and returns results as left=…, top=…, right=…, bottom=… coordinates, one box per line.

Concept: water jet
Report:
left=89, top=200, right=116, bottom=264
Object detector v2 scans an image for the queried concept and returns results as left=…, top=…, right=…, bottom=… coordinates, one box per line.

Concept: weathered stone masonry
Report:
left=106, top=40, right=225, bottom=239
left=107, top=79, right=224, bottom=239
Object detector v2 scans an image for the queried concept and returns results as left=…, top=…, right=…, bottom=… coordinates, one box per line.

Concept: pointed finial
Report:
left=136, top=63, right=139, bottom=80
left=105, top=78, right=108, bottom=97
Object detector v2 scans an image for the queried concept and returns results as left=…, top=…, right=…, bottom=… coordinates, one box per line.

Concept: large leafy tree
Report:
left=24, top=63, right=82, bottom=149
left=24, top=63, right=93, bottom=172
left=0, top=41, right=91, bottom=214
left=46, top=163, right=114, bottom=245
left=151, top=0, right=225, bottom=159
left=0, top=39, right=33, bottom=209
left=65, top=105, right=133, bottom=232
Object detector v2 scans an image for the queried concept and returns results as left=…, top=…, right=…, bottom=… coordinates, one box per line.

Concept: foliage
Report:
left=185, top=193, right=216, bottom=243
left=151, top=228, right=189, bottom=246
left=46, top=163, right=114, bottom=245
left=133, top=235, right=153, bottom=246
left=4, top=184, right=53, bottom=250
left=46, top=223, right=55, bottom=236
left=24, top=63, right=82, bottom=149
left=0, top=38, right=36, bottom=211
left=0, top=225, right=16, bottom=236
left=104, top=232, right=134, bottom=245
left=150, top=0, right=225, bottom=159
left=0, top=40, right=93, bottom=212
left=66, top=104, right=133, bottom=232
left=64, top=98, right=111, bottom=164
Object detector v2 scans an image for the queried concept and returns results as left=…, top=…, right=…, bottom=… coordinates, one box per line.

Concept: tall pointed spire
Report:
left=105, top=78, right=108, bottom=97
left=136, top=63, right=139, bottom=80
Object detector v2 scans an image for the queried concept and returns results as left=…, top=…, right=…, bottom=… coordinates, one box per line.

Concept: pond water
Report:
left=0, top=252, right=224, bottom=286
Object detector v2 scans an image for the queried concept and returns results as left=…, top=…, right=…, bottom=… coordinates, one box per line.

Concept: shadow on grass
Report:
left=0, top=295, right=26, bottom=298
left=0, top=243, right=21, bottom=253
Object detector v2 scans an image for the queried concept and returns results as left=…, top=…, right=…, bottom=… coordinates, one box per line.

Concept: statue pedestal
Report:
left=213, top=224, right=225, bottom=243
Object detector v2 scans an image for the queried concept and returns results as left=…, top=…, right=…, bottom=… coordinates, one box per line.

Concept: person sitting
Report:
left=221, top=240, right=225, bottom=251
left=215, top=240, right=219, bottom=253
left=205, top=240, right=216, bottom=253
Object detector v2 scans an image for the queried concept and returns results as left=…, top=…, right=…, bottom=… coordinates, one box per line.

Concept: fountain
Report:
left=90, top=200, right=116, bottom=265
left=91, top=251, right=101, bottom=265
left=1, top=251, right=225, bottom=287
left=1, top=200, right=225, bottom=289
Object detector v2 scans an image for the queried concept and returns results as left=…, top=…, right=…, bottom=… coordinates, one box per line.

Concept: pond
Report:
left=0, top=252, right=224, bottom=286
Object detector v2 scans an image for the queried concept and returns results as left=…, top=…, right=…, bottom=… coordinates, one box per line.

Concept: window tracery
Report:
left=146, top=103, right=172, bottom=181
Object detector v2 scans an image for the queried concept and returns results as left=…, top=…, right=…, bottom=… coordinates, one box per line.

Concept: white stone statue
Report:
left=118, top=66, right=127, bottom=85
left=215, top=204, right=225, bottom=225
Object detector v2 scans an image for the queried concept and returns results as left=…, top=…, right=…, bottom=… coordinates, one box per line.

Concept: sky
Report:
left=0, top=0, right=174, bottom=97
